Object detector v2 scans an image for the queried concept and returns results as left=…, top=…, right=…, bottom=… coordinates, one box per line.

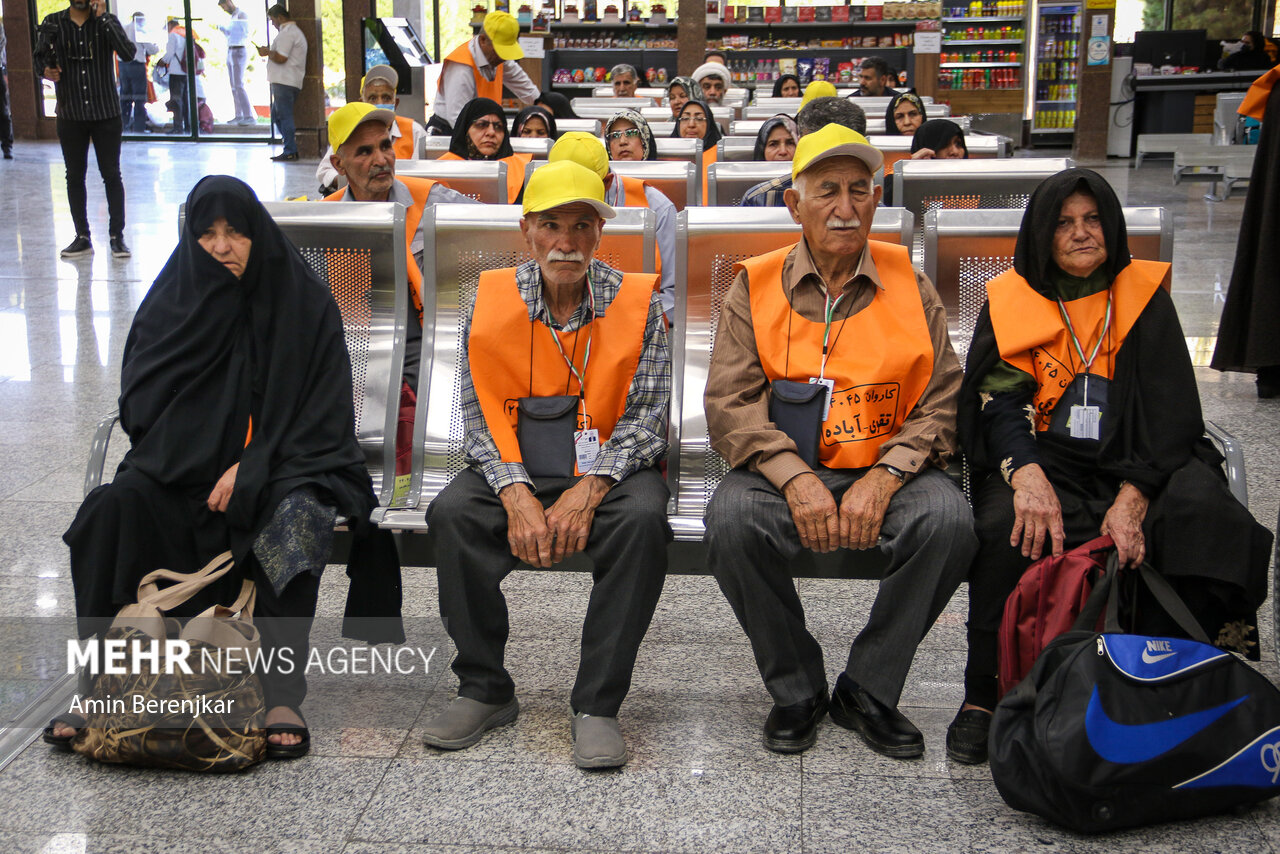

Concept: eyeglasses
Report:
left=605, top=128, right=642, bottom=141
left=678, top=115, right=708, bottom=125
left=470, top=119, right=505, bottom=133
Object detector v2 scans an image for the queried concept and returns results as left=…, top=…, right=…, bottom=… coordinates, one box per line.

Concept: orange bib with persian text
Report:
left=745, top=241, right=934, bottom=469
left=393, top=116, right=417, bottom=160
left=437, top=151, right=530, bottom=203
left=469, top=268, right=655, bottom=465
left=439, top=41, right=504, bottom=102
left=1239, top=65, right=1280, bottom=121
left=986, top=260, right=1168, bottom=431
left=325, top=176, right=436, bottom=323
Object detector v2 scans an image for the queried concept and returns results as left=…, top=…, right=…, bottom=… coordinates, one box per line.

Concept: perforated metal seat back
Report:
left=923, top=206, right=1172, bottom=362
left=671, top=207, right=915, bottom=519
left=410, top=205, right=657, bottom=509
left=395, top=160, right=510, bottom=204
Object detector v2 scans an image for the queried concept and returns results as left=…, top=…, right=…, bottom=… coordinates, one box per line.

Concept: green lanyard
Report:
left=1057, top=290, right=1111, bottom=406
left=544, top=282, right=595, bottom=418
left=820, top=290, right=846, bottom=380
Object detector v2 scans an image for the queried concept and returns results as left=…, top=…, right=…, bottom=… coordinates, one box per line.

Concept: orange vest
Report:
left=437, top=150, right=531, bottom=203
left=325, top=176, right=438, bottom=323
left=439, top=40, right=505, bottom=103
left=393, top=116, right=418, bottom=160
left=699, top=145, right=718, bottom=205
left=986, top=260, right=1169, bottom=431
left=469, top=268, right=655, bottom=470
left=744, top=241, right=934, bottom=469
left=1239, top=65, right=1280, bottom=121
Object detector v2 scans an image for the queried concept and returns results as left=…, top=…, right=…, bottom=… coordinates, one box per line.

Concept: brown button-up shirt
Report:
left=704, top=237, right=962, bottom=491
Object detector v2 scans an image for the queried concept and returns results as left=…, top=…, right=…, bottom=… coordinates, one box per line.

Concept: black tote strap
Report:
left=1071, top=550, right=1118, bottom=633
left=1135, top=562, right=1212, bottom=644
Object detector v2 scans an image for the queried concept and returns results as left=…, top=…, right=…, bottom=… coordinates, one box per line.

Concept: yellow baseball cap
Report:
left=328, top=101, right=394, bottom=149
left=791, top=122, right=884, bottom=180
left=548, top=132, right=610, bottom=180
left=800, top=80, right=838, bottom=107
left=483, top=11, right=523, bottom=61
left=523, top=161, right=615, bottom=219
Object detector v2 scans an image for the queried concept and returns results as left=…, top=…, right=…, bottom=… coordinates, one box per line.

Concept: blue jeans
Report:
left=119, top=61, right=148, bottom=133
left=270, top=83, right=300, bottom=155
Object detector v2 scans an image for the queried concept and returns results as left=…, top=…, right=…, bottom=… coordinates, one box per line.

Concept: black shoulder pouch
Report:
left=1046, top=372, right=1111, bottom=440
left=516, top=394, right=578, bottom=478
left=768, top=379, right=826, bottom=468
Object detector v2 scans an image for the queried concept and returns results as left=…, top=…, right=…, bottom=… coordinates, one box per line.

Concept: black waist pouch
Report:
left=516, top=394, right=578, bottom=478
left=768, top=379, right=826, bottom=468
left=1047, top=372, right=1110, bottom=439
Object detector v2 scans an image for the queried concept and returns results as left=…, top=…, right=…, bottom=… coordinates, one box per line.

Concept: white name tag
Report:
left=574, top=429, right=600, bottom=473
left=1068, top=404, right=1101, bottom=440
left=808, top=377, right=835, bottom=420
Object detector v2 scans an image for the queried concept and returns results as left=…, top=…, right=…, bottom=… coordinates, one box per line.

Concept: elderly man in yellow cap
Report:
left=422, top=160, right=671, bottom=769
left=316, top=65, right=428, bottom=194
left=429, top=11, right=540, bottom=135
left=703, top=124, right=975, bottom=757
left=549, top=132, right=677, bottom=323
left=323, top=102, right=472, bottom=479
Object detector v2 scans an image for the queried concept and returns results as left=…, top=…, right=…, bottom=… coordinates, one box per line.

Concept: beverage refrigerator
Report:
left=1029, top=1, right=1082, bottom=137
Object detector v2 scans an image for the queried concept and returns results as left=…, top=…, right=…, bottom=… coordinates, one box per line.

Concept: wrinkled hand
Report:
left=783, top=472, right=839, bottom=553
left=544, top=475, right=611, bottom=563
left=207, top=463, right=239, bottom=512
left=910, top=148, right=936, bottom=160
left=44, top=66, right=62, bottom=82
left=1009, top=463, right=1064, bottom=561
left=500, top=483, right=553, bottom=568
left=839, top=467, right=901, bottom=550
left=1101, top=483, right=1149, bottom=568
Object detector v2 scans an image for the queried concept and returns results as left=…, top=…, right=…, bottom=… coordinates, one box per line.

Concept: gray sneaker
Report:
left=571, top=712, right=629, bottom=769
left=421, top=696, right=518, bottom=750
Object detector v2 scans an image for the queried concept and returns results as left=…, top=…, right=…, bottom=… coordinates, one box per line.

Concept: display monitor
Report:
left=1132, top=29, right=1208, bottom=69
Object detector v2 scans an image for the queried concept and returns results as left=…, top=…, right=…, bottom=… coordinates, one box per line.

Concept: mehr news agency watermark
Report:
left=64, top=638, right=438, bottom=718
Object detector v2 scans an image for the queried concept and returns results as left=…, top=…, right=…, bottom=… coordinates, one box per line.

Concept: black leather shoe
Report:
left=829, top=674, right=924, bottom=758
left=945, top=708, right=992, bottom=765
left=270, top=152, right=299, bottom=162
left=763, top=691, right=828, bottom=754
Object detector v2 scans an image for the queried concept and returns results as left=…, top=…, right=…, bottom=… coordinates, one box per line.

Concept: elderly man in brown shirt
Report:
left=703, top=124, right=977, bottom=758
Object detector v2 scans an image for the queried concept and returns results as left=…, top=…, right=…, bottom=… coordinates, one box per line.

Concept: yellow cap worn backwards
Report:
left=523, top=161, right=616, bottom=219
left=483, top=11, right=523, bottom=61
left=800, top=80, right=838, bottom=107
left=791, top=122, right=884, bottom=181
left=328, top=101, right=394, bottom=149
left=548, top=132, right=610, bottom=180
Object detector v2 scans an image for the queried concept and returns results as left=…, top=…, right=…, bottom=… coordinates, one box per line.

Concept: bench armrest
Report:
left=84, top=411, right=121, bottom=498
left=1205, top=420, right=1247, bottom=508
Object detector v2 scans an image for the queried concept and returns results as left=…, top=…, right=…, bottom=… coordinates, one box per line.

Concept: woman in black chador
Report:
left=948, top=168, right=1271, bottom=766
left=57, top=176, right=402, bottom=759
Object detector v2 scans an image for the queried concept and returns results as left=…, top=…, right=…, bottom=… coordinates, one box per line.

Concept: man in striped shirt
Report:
left=34, top=0, right=137, bottom=258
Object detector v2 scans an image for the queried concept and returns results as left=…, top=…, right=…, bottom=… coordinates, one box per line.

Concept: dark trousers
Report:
left=119, top=61, right=148, bottom=133
left=427, top=467, right=671, bottom=716
left=56, top=115, right=125, bottom=239
left=0, top=65, right=12, bottom=149
left=168, top=73, right=189, bottom=133
left=706, top=466, right=976, bottom=709
left=270, top=83, right=299, bottom=155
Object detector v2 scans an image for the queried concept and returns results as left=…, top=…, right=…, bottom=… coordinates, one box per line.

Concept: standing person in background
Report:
left=260, top=4, right=306, bottom=161
left=0, top=19, right=13, bottom=158
left=430, top=11, right=539, bottom=136
left=120, top=12, right=157, bottom=134
left=34, top=0, right=137, bottom=257
left=216, top=0, right=255, bottom=126
left=160, top=20, right=189, bottom=135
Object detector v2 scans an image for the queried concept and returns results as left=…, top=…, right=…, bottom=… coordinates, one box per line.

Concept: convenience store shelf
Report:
left=942, top=38, right=1024, bottom=44
left=707, top=20, right=925, bottom=29
left=940, top=61, right=1023, bottom=67
left=1035, top=98, right=1077, bottom=103
left=942, top=15, right=1024, bottom=22
left=1031, top=127, right=1075, bottom=134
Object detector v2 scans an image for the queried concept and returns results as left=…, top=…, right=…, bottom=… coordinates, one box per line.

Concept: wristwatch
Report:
left=879, top=464, right=907, bottom=483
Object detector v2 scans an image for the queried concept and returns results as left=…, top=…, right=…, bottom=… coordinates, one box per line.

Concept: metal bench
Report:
left=705, top=161, right=888, bottom=206
left=729, top=116, right=973, bottom=139
left=423, top=136, right=550, bottom=163
left=1214, top=93, right=1247, bottom=145
left=1133, top=133, right=1211, bottom=168
left=641, top=105, right=733, bottom=134
left=653, top=137, right=704, bottom=172
left=395, top=160, right=511, bottom=204
left=1215, top=156, right=1254, bottom=201
left=741, top=99, right=943, bottom=121
left=573, top=96, right=653, bottom=111
left=555, top=118, right=603, bottom=136
left=1172, top=145, right=1256, bottom=201
left=520, top=158, right=698, bottom=210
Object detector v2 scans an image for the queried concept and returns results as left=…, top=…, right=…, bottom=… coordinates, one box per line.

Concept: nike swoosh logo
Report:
left=1142, top=650, right=1176, bottom=664
left=1085, top=687, right=1248, bottom=764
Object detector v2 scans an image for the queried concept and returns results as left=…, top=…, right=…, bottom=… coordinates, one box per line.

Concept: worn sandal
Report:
left=41, top=713, right=86, bottom=751
left=265, top=711, right=310, bottom=760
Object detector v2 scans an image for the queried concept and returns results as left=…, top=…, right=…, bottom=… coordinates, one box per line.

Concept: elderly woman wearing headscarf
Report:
left=947, top=168, right=1271, bottom=766
left=666, top=75, right=697, bottom=120
left=602, top=108, right=659, bottom=162
left=513, top=104, right=557, bottom=139
left=772, top=73, right=801, bottom=99
left=676, top=97, right=722, bottom=202
left=885, top=92, right=925, bottom=137
left=753, top=114, right=797, bottom=162
left=442, top=97, right=533, bottom=204
left=910, top=118, right=967, bottom=160
left=57, top=176, right=404, bottom=759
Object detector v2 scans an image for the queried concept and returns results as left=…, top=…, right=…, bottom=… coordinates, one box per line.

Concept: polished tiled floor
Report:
left=0, top=140, right=1276, bottom=853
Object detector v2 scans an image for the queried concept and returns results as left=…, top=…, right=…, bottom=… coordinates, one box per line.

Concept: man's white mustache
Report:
left=826, top=217, right=860, bottom=229
left=547, top=250, right=585, bottom=262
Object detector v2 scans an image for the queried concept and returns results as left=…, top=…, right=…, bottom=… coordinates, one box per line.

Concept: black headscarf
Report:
left=675, top=97, right=722, bottom=147
left=885, top=92, right=926, bottom=136
left=911, top=118, right=967, bottom=156
left=772, top=74, right=802, bottom=98
left=513, top=104, right=558, bottom=139
left=535, top=91, right=579, bottom=120
left=753, top=114, right=798, bottom=161
left=120, top=176, right=376, bottom=543
left=448, top=97, right=514, bottom=160
left=604, top=109, right=659, bottom=160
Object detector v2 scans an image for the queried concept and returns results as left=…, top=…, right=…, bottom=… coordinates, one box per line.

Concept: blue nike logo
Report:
left=1085, top=687, right=1248, bottom=764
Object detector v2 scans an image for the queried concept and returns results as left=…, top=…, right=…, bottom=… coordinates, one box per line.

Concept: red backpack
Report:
left=997, top=534, right=1112, bottom=699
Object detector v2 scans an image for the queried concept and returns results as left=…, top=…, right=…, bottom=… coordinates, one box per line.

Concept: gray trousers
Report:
left=226, top=46, right=252, bottom=121
left=427, top=466, right=671, bottom=716
left=706, top=466, right=977, bottom=709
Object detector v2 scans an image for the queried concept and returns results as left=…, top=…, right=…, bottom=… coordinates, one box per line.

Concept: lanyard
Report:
left=819, top=290, right=846, bottom=380
left=543, top=282, right=595, bottom=416
left=1057, top=290, right=1111, bottom=407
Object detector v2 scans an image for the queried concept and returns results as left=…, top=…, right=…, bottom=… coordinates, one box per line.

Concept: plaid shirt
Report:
left=739, top=174, right=792, bottom=208
left=459, top=258, right=670, bottom=494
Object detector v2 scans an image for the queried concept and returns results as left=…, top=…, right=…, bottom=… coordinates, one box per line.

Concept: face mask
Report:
left=374, top=104, right=396, bottom=111
left=134, top=17, right=146, bottom=28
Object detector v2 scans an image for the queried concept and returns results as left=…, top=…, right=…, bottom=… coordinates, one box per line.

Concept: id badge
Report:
left=574, top=429, right=600, bottom=473
left=808, top=377, right=835, bottom=420
left=1068, top=405, right=1101, bottom=440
